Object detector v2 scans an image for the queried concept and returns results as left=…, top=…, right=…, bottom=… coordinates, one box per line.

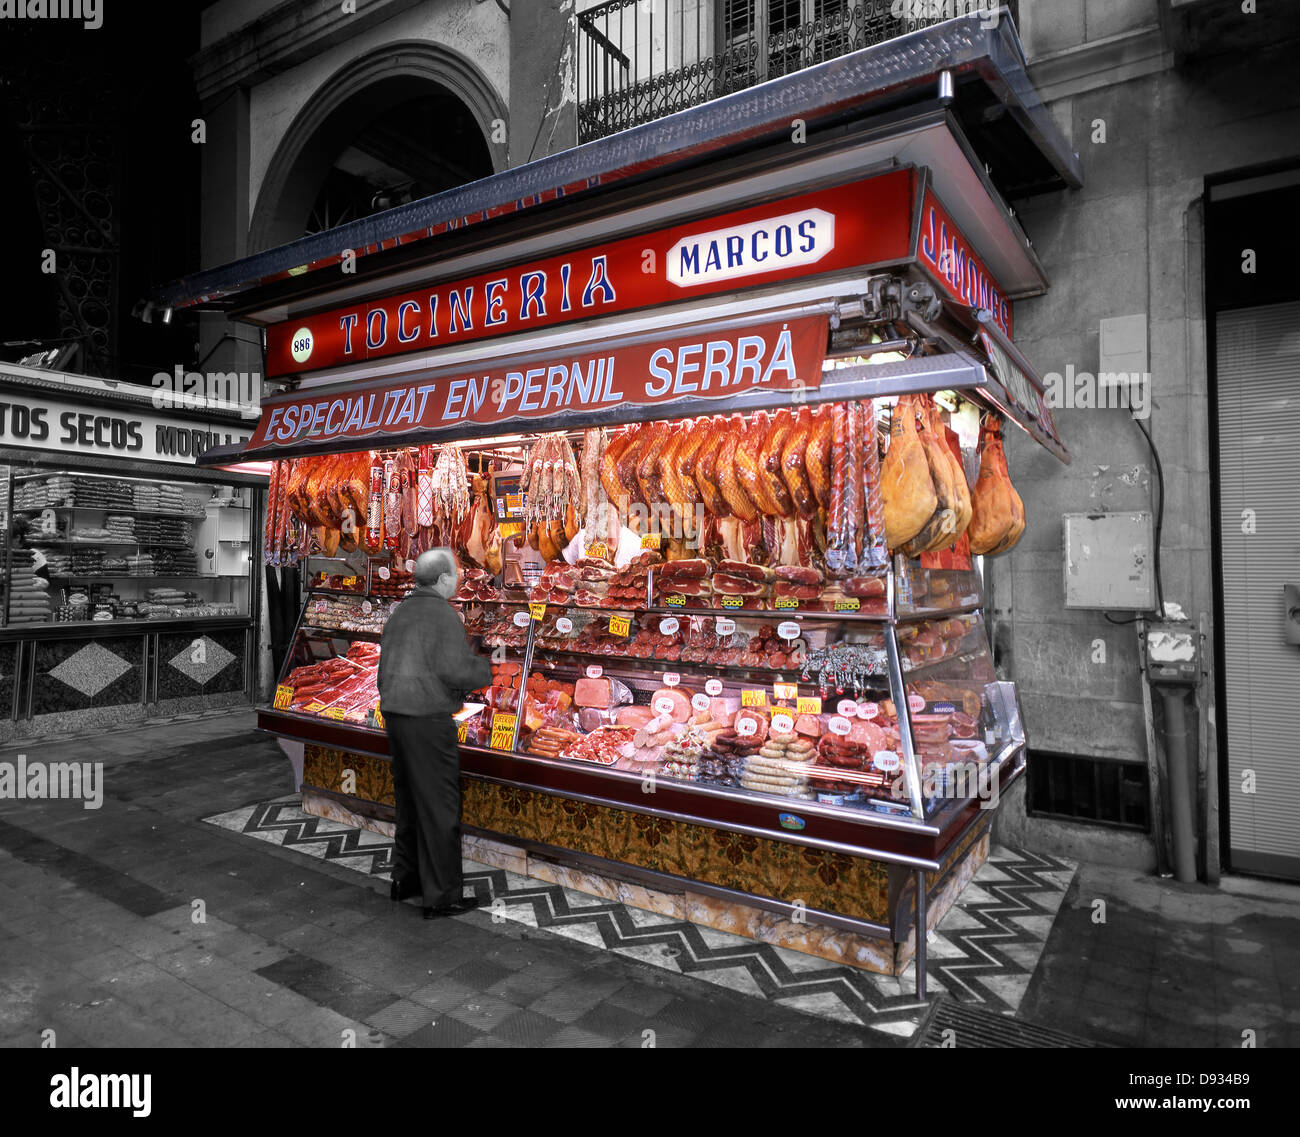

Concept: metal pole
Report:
left=1161, top=685, right=1197, bottom=883
left=914, top=868, right=928, bottom=1000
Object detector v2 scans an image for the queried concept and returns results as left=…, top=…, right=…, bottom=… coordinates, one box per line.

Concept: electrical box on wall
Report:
left=1063, top=512, right=1155, bottom=610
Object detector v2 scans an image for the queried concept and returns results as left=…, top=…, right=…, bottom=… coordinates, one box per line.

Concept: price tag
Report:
left=659, top=617, right=679, bottom=636
left=498, top=521, right=523, bottom=540
left=314, top=599, right=328, bottom=614
left=772, top=682, right=797, bottom=702
left=858, top=701, right=880, bottom=721
left=555, top=617, right=573, bottom=634
left=771, top=712, right=795, bottom=735
left=304, top=700, right=327, bottom=714
left=317, top=571, right=329, bottom=585
left=908, top=693, right=926, bottom=714
left=735, top=716, right=758, bottom=737
left=828, top=716, right=853, bottom=737
left=872, top=751, right=902, bottom=773
left=490, top=712, right=516, bottom=750
left=324, top=707, right=345, bottom=721
left=653, top=696, right=677, bottom=716
left=361, top=600, right=373, bottom=616
left=796, top=696, right=822, bottom=715
left=691, top=693, right=710, bottom=713
left=586, top=664, right=603, bottom=679
left=705, top=678, right=723, bottom=696
left=405, top=559, right=416, bottom=574
left=741, top=688, right=768, bottom=707
left=774, top=597, right=799, bottom=610
left=837, top=699, right=858, bottom=718
left=720, top=595, right=744, bottom=609
left=833, top=598, right=861, bottom=612
left=663, top=594, right=686, bottom=607
left=608, top=614, right=631, bottom=637
left=512, top=610, right=531, bottom=628
left=273, top=684, right=294, bottom=710
left=715, top=617, right=735, bottom=637
left=377, top=565, right=391, bottom=581
left=373, top=706, right=385, bottom=730
left=585, top=540, right=608, bottom=560
left=456, top=721, right=468, bottom=744
left=662, top=672, right=680, bottom=687
left=777, top=621, right=800, bottom=641
left=342, top=576, right=358, bottom=588
left=529, top=602, right=547, bottom=621
left=640, top=533, right=660, bottom=550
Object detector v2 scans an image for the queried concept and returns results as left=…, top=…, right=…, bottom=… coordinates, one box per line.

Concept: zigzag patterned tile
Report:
left=202, top=796, right=1076, bottom=1039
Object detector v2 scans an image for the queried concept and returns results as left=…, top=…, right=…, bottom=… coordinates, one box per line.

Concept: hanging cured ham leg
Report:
left=881, top=396, right=937, bottom=550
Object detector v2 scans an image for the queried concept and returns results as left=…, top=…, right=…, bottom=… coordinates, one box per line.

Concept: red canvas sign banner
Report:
left=249, top=315, right=828, bottom=451
left=264, top=170, right=914, bottom=377
left=916, top=187, right=1014, bottom=339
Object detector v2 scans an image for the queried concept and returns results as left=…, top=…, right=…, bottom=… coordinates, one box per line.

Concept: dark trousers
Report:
left=385, top=712, right=463, bottom=908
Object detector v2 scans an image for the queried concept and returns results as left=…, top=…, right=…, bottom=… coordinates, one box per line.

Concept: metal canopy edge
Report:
left=155, top=12, right=1079, bottom=314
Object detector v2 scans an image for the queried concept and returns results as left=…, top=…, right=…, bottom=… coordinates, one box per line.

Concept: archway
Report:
left=249, top=41, right=505, bottom=252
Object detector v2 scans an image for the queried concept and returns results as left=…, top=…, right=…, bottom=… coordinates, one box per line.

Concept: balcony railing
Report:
left=577, top=1, right=1018, bottom=143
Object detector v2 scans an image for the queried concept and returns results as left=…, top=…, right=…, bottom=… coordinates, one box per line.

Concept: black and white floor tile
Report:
left=204, top=796, right=1076, bottom=1040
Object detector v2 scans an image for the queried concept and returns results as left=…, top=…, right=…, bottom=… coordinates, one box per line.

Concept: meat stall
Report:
left=175, top=22, right=1082, bottom=988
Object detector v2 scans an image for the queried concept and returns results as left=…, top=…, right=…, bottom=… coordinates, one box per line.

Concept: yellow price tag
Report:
left=663, top=594, right=686, bottom=607
left=529, top=602, right=547, bottom=621
left=324, top=707, right=345, bottom=721
left=796, top=696, right=823, bottom=715
left=499, top=521, right=523, bottom=539
left=273, top=684, right=293, bottom=710
left=773, top=596, right=799, bottom=610
left=773, top=682, right=798, bottom=701
left=741, top=688, right=768, bottom=707
left=373, top=706, right=385, bottom=730
left=457, top=721, right=468, bottom=744
left=720, top=596, right=744, bottom=609
left=304, top=700, right=326, bottom=713
left=608, top=615, right=631, bottom=637
left=640, top=533, right=660, bottom=550
left=342, top=576, right=358, bottom=587
left=833, top=598, right=861, bottom=612
left=489, top=712, right=516, bottom=751
left=586, top=540, right=608, bottom=560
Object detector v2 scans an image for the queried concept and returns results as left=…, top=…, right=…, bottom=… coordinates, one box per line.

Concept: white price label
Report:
left=777, top=620, right=800, bottom=641
left=705, top=678, right=723, bottom=696
left=586, top=665, right=603, bottom=679
left=715, top=618, right=735, bottom=637
left=555, top=617, right=573, bottom=634
left=858, top=701, right=880, bottom=721
left=691, top=693, right=710, bottom=713
left=908, top=693, right=926, bottom=714
left=662, top=672, right=680, bottom=687
left=771, top=712, right=794, bottom=735
left=659, top=617, right=679, bottom=636
left=361, top=600, right=373, bottom=616
left=512, top=610, right=531, bottom=628
left=377, top=566, right=390, bottom=580
left=837, top=699, right=858, bottom=718
left=829, top=716, right=853, bottom=737
left=872, top=751, right=902, bottom=772
left=654, top=696, right=677, bottom=716
left=735, top=717, right=758, bottom=737
left=315, top=599, right=327, bottom=614
left=405, top=559, right=416, bottom=574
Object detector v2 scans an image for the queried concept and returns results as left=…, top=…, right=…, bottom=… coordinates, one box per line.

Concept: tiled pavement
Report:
left=2, top=710, right=1298, bottom=1048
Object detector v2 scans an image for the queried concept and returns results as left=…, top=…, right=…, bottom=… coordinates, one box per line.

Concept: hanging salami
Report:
left=417, top=444, right=434, bottom=527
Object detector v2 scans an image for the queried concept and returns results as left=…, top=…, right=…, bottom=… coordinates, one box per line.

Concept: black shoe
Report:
left=390, top=875, right=421, bottom=902
left=422, top=895, right=483, bottom=919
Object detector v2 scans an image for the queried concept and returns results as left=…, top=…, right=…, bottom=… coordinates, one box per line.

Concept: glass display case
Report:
left=2, top=468, right=253, bottom=627
left=267, top=551, right=1024, bottom=825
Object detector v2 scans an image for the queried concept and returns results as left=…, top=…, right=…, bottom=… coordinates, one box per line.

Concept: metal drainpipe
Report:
left=1161, top=686, right=1197, bottom=883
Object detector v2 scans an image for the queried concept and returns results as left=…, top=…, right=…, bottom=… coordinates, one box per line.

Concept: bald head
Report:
left=415, top=548, right=459, bottom=597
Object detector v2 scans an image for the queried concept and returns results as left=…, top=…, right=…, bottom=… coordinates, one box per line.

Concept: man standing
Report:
left=377, top=548, right=492, bottom=919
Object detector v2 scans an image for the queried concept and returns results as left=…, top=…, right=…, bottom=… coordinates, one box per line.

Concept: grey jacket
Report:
left=376, top=587, right=492, bottom=716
